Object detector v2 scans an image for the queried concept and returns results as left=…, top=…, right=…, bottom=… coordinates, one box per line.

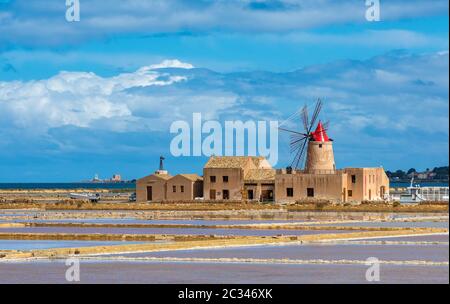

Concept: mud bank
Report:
left=17, top=221, right=440, bottom=232
left=0, top=200, right=448, bottom=213
left=74, top=256, right=449, bottom=267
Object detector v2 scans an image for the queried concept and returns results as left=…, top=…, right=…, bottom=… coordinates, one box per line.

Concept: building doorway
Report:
left=223, top=190, right=230, bottom=200
left=261, top=190, right=274, bottom=202
left=380, top=186, right=385, bottom=199
left=210, top=189, right=216, bottom=200
left=369, top=189, right=372, bottom=200
left=247, top=190, right=254, bottom=200
left=307, top=188, right=315, bottom=197
left=146, top=186, right=152, bottom=201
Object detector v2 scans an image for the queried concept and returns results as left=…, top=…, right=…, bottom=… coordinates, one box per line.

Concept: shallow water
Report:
left=0, top=260, right=447, bottom=284
left=354, top=234, right=449, bottom=242
left=16, top=218, right=299, bottom=225
left=0, top=226, right=351, bottom=236
left=101, top=243, right=449, bottom=262
left=0, top=240, right=147, bottom=251
left=316, top=221, right=449, bottom=229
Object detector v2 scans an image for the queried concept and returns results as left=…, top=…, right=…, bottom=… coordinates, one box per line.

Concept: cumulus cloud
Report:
left=0, top=60, right=202, bottom=133
left=0, top=51, right=448, bottom=172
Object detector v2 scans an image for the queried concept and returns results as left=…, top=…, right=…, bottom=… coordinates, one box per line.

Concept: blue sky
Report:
left=0, top=0, right=448, bottom=182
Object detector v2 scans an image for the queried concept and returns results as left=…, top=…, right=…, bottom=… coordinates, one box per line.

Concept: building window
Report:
left=319, top=144, right=323, bottom=148
left=307, top=188, right=314, bottom=197
left=286, top=188, right=294, bottom=197
left=351, top=175, right=356, bottom=183
left=180, top=186, right=184, bottom=193
left=223, top=176, right=229, bottom=183
left=348, top=190, right=353, bottom=197
left=210, top=176, right=216, bottom=183
left=223, top=190, right=230, bottom=200
left=172, top=185, right=176, bottom=193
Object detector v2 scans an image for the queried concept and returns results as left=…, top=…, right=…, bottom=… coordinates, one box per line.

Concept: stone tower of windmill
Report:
left=305, top=121, right=336, bottom=174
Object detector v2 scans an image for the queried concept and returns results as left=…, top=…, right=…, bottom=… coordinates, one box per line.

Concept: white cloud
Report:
left=142, top=59, right=195, bottom=70
left=1, top=0, right=448, bottom=46
left=0, top=60, right=202, bottom=132
left=0, top=50, right=448, bottom=173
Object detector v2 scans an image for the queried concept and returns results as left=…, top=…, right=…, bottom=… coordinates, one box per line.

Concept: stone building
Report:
left=203, top=156, right=273, bottom=201
left=166, top=174, right=203, bottom=201
left=275, top=167, right=388, bottom=203
left=136, top=171, right=172, bottom=202
left=244, top=169, right=276, bottom=201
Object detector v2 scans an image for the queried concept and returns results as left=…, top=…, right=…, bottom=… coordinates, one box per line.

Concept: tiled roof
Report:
left=153, top=174, right=172, bottom=180
left=244, top=169, right=276, bottom=182
left=204, top=156, right=265, bottom=169
left=178, top=174, right=203, bottom=182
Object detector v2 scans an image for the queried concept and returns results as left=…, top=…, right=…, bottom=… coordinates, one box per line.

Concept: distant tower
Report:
left=159, top=156, right=165, bottom=171
left=305, top=121, right=336, bottom=174
left=155, top=156, right=168, bottom=175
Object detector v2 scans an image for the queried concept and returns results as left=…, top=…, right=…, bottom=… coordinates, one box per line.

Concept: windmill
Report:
left=279, top=99, right=331, bottom=170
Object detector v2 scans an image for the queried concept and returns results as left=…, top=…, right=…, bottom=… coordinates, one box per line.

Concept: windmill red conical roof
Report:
left=311, top=121, right=330, bottom=142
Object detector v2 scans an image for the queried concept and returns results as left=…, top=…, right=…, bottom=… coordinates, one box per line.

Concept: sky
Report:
left=0, top=0, right=448, bottom=182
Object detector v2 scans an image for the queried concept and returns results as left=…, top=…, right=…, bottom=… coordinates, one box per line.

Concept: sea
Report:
left=0, top=181, right=447, bottom=190
left=0, top=183, right=136, bottom=190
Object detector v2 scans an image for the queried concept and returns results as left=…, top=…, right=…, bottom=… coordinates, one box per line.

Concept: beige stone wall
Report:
left=275, top=171, right=345, bottom=203
left=343, top=168, right=389, bottom=201
left=203, top=168, right=245, bottom=200
left=305, top=141, right=336, bottom=174
left=363, top=168, right=390, bottom=201
left=343, top=168, right=365, bottom=202
left=166, top=175, right=195, bottom=201
left=136, top=175, right=168, bottom=202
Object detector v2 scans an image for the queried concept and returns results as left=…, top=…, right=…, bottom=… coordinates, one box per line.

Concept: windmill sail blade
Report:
left=297, top=141, right=308, bottom=170
left=289, top=135, right=308, bottom=153
left=308, top=98, right=323, bottom=133
left=290, top=134, right=308, bottom=146
left=278, top=106, right=304, bottom=128
left=293, top=137, right=309, bottom=169
left=301, top=105, right=309, bottom=134
left=279, top=127, right=308, bottom=137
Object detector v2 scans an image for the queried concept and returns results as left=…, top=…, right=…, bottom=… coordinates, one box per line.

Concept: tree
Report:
left=394, top=170, right=406, bottom=179
left=407, top=168, right=416, bottom=175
